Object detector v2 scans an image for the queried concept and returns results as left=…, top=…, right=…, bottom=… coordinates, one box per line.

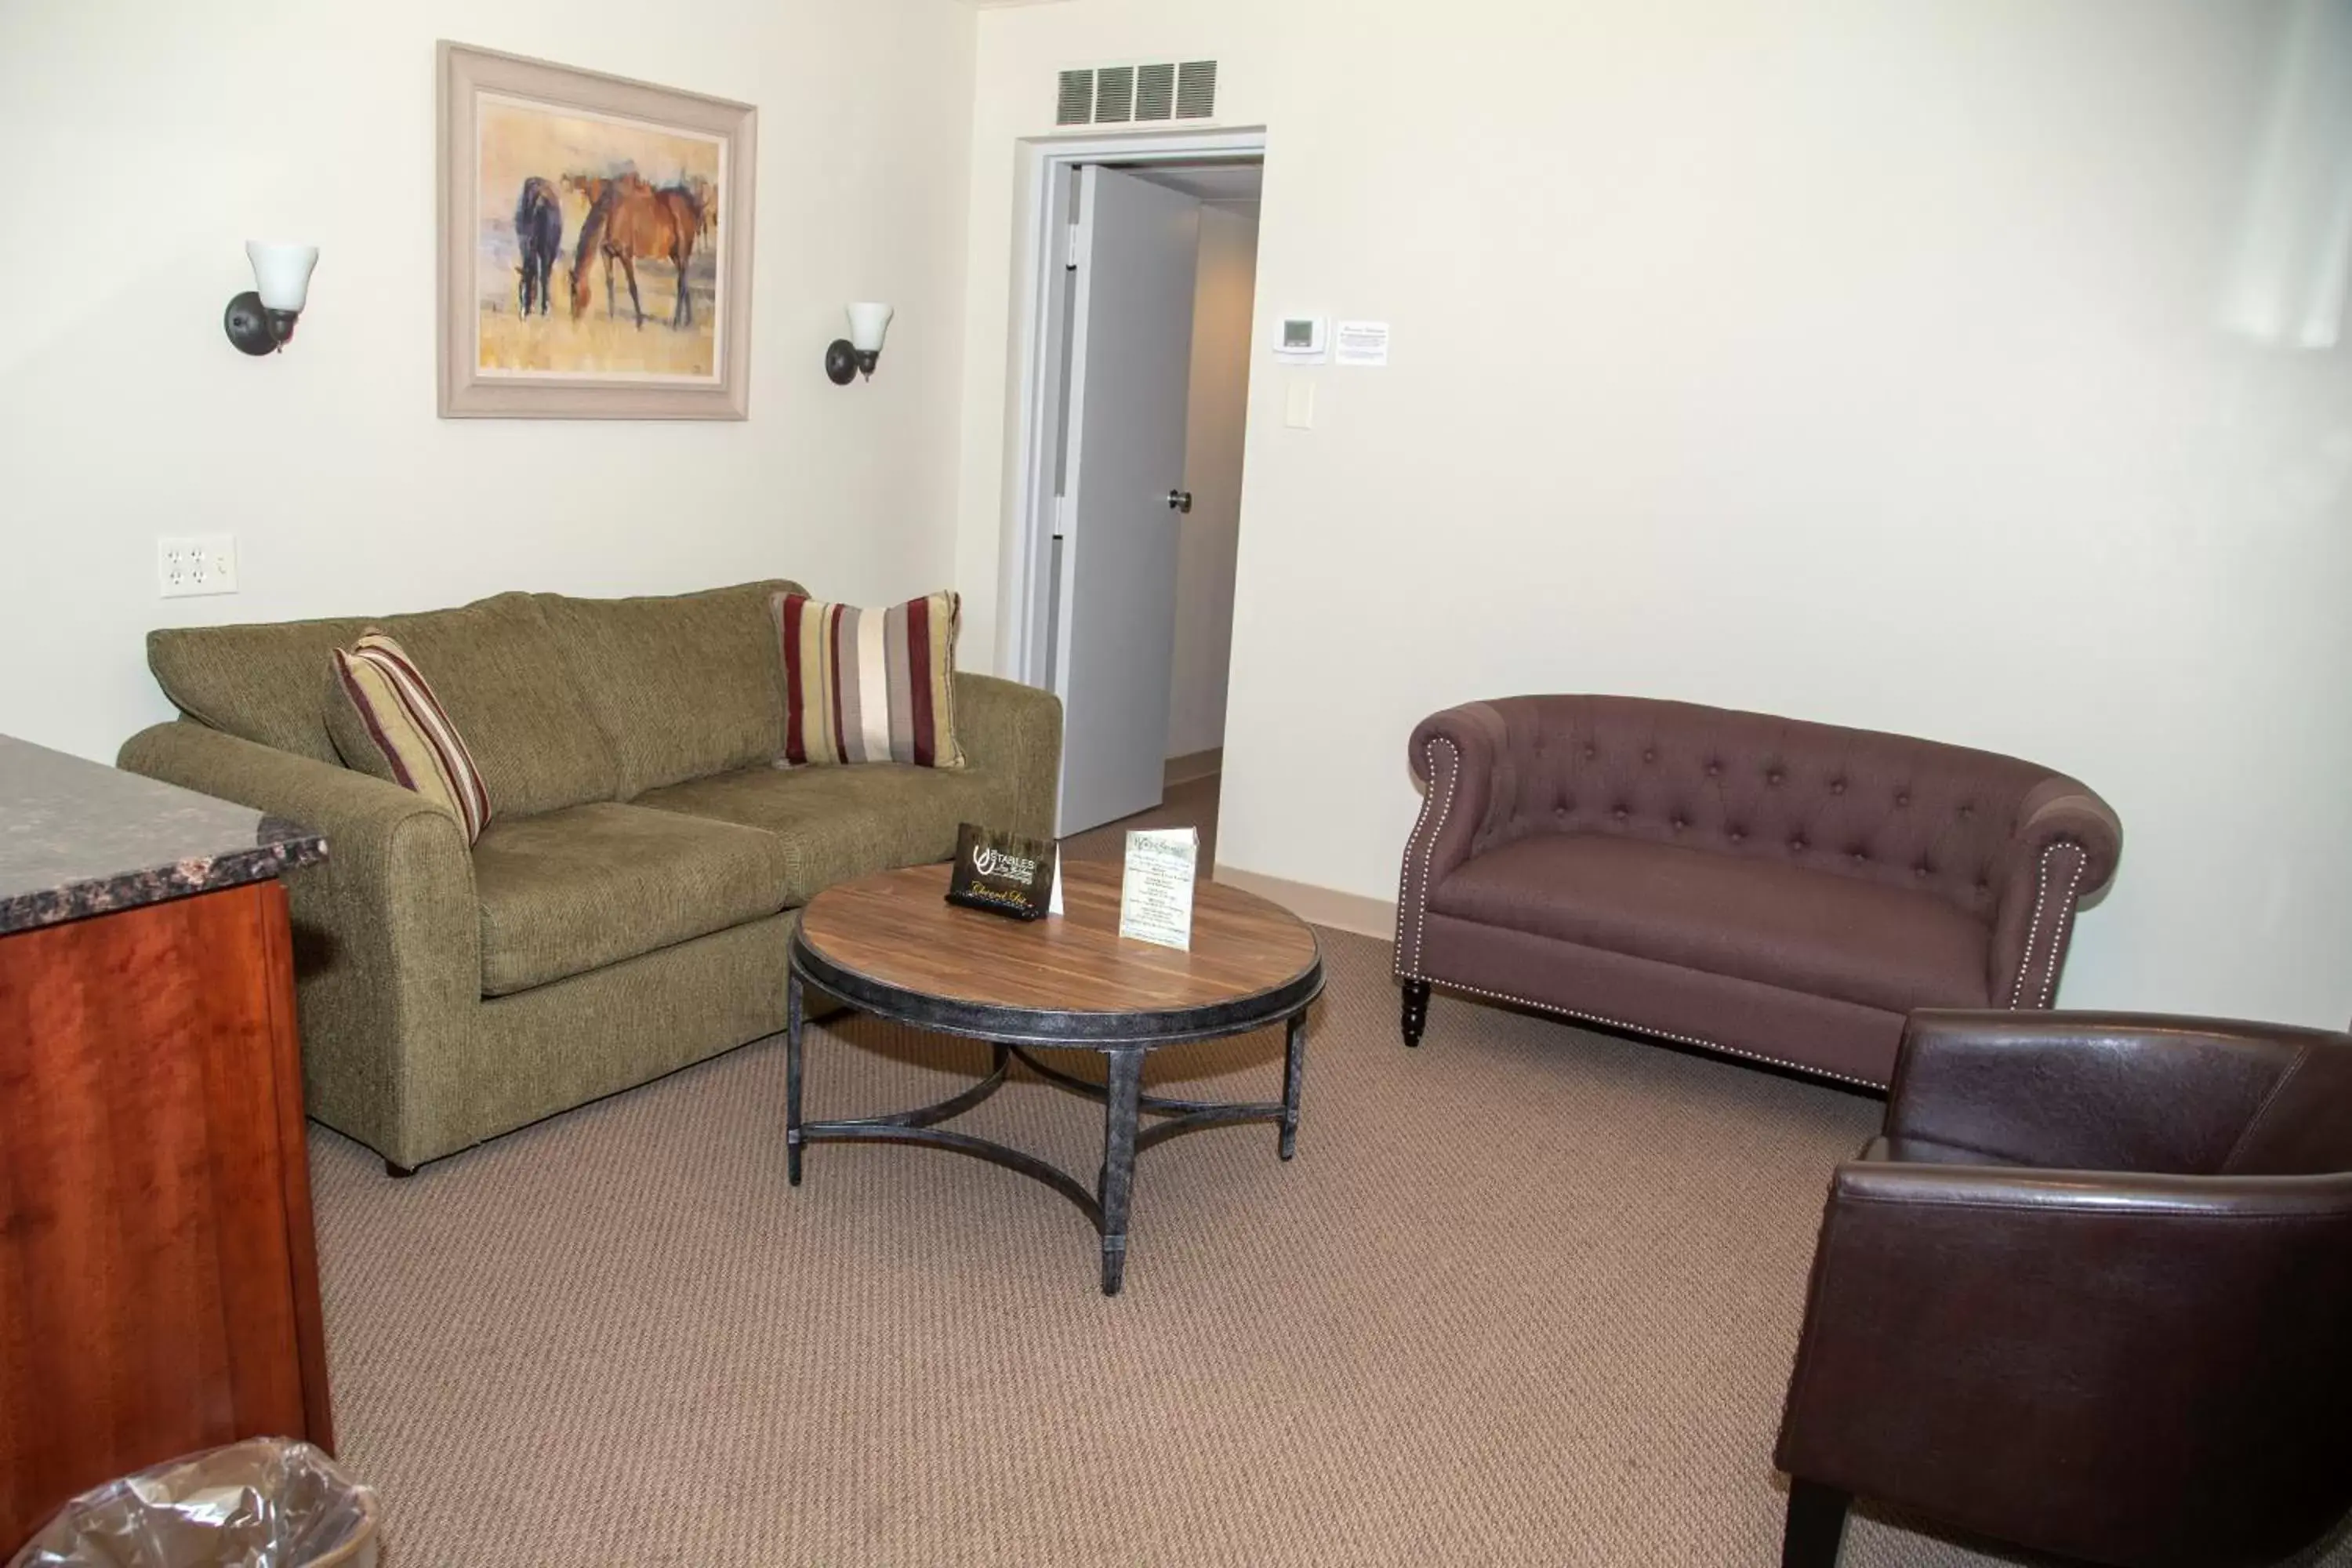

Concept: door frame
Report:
left=996, top=125, right=1269, bottom=689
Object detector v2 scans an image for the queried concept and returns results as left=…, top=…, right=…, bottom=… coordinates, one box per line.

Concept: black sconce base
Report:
left=225, top=292, right=299, bottom=355
left=824, top=339, right=880, bottom=385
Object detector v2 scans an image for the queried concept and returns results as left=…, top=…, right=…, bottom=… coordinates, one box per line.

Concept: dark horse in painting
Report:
left=566, top=175, right=702, bottom=329
left=513, top=176, right=564, bottom=318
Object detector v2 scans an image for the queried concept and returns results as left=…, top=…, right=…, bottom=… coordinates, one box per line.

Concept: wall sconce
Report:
left=824, top=303, right=894, bottom=384
left=224, top=241, right=320, bottom=356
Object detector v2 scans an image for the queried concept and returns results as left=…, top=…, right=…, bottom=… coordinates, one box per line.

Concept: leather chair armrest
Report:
left=1882, top=1010, right=2331, bottom=1174
left=1775, top=1159, right=2352, bottom=1566
left=1987, top=776, right=2122, bottom=1007
left=1395, top=702, right=1510, bottom=977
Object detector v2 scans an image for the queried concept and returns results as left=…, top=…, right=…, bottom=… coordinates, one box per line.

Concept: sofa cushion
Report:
left=771, top=590, right=966, bottom=769
left=470, top=802, right=793, bottom=996
left=326, top=630, right=495, bottom=841
left=635, top=760, right=1004, bottom=907
left=151, top=593, right=617, bottom=814
left=536, top=580, right=803, bottom=800
left=1428, top=833, right=1991, bottom=1015
left=151, top=613, right=371, bottom=763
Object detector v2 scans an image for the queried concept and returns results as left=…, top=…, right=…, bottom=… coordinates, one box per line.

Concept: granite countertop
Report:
left=0, top=735, right=327, bottom=936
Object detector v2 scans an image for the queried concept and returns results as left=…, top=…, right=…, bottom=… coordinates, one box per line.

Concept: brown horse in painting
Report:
left=564, top=174, right=702, bottom=329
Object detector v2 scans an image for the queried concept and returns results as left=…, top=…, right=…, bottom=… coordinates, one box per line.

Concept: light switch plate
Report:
left=1284, top=379, right=1316, bottom=430
left=158, top=534, right=238, bottom=597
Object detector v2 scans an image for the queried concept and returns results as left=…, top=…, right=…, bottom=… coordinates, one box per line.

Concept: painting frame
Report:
left=437, top=41, right=757, bottom=419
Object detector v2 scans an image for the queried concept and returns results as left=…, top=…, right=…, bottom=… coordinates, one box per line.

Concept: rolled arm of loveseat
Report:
left=1395, top=702, right=1511, bottom=978
left=954, top=673, right=1063, bottom=842
left=117, top=720, right=481, bottom=1166
left=1986, top=775, right=2122, bottom=1009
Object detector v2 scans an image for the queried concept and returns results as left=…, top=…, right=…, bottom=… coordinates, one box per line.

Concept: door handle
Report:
left=1167, top=489, right=1193, bottom=514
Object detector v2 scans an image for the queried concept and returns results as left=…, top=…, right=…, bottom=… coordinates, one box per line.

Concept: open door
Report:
left=1053, top=165, right=1202, bottom=835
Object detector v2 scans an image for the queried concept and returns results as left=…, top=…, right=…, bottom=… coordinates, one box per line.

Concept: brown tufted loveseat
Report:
left=1392, top=696, right=2122, bottom=1087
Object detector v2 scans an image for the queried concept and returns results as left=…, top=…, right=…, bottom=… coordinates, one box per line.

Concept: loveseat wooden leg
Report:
left=1780, top=1479, right=1850, bottom=1568
left=1400, top=979, right=1431, bottom=1047
left=384, top=1159, right=416, bottom=1179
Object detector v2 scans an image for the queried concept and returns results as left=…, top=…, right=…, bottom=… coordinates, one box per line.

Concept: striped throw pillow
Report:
left=325, top=630, right=494, bottom=841
left=771, top=590, right=964, bottom=769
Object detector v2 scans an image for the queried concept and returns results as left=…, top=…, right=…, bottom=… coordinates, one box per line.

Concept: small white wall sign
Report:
left=1334, top=320, right=1390, bottom=366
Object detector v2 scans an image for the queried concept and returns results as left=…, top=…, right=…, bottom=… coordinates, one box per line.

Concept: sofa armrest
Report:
left=953, top=673, right=1062, bottom=841
left=1395, top=702, right=1510, bottom=978
left=117, top=720, right=481, bottom=1165
left=1775, top=1156, right=2352, bottom=1564
left=1883, top=1009, right=2335, bottom=1174
left=1986, top=776, right=2122, bottom=1007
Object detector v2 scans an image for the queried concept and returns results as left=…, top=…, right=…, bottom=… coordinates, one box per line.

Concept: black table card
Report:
left=946, top=822, right=1058, bottom=921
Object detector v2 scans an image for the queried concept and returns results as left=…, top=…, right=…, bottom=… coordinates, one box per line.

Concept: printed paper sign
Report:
left=1120, top=828, right=1199, bottom=950
left=1334, top=320, right=1390, bottom=366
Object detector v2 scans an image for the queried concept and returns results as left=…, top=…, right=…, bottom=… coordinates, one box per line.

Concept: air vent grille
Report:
left=1094, top=65, right=1135, bottom=124
left=1135, top=63, right=1176, bottom=122
left=1176, top=60, right=1218, bottom=119
left=1055, top=69, right=1094, bottom=127
left=1054, top=59, right=1218, bottom=127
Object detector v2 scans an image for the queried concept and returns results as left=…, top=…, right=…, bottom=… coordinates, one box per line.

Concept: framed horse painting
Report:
left=437, top=42, right=757, bottom=419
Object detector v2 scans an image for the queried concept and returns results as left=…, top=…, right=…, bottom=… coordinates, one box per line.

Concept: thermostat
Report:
left=1272, top=314, right=1328, bottom=363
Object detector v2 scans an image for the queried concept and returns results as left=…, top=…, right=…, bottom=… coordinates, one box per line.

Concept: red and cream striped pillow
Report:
left=770, top=590, right=964, bottom=769
left=325, top=630, right=494, bottom=841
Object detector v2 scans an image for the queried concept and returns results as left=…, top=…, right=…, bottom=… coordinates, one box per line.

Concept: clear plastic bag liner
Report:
left=9, top=1439, right=376, bottom=1568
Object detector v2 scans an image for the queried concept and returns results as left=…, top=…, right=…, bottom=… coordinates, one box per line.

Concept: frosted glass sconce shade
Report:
left=225, top=241, right=320, bottom=356
left=826, top=303, right=895, bottom=384
left=847, top=303, right=894, bottom=353
left=247, top=243, right=318, bottom=311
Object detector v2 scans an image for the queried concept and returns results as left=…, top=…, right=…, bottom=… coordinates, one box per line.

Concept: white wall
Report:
left=954, top=0, right=2352, bottom=1027
left=1167, top=203, right=1260, bottom=760
left=0, top=0, right=976, bottom=764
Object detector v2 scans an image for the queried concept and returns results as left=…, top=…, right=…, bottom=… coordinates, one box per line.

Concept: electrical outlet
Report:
left=158, top=535, right=238, bottom=598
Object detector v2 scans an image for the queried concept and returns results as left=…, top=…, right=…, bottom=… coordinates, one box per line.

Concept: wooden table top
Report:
left=793, top=861, right=1322, bottom=1045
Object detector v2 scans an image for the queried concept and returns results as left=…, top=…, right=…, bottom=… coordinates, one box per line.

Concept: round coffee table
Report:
left=786, top=860, right=1323, bottom=1295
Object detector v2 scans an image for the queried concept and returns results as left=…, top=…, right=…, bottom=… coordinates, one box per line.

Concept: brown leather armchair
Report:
left=1775, top=1011, right=2352, bottom=1568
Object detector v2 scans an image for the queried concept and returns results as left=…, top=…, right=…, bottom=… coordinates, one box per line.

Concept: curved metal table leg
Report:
left=790, top=1006, right=1312, bottom=1295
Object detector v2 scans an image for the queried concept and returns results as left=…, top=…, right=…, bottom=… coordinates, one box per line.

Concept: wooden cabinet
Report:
left=1, top=879, right=332, bottom=1553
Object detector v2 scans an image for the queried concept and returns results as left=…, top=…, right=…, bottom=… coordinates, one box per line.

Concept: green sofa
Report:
left=118, top=580, right=1062, bottom=1174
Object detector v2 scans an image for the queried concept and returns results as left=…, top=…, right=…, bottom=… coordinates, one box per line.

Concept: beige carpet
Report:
left=309, top=790, right=2352, bottom=1566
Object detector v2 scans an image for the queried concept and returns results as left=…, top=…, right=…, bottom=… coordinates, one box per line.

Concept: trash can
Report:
left=9, top=1440, right=378, bottom=1568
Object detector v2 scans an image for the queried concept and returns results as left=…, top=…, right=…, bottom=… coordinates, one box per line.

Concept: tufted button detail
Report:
left=1895, top=791, right=1911, bottom=808
left=1705, top=761, right=1722, bottom=777
left=1851, top=850, right=1868, bottom=863
left=1642, top=749, right=1657, bottom=764
left=1584, top=745, right=1598, bottom=760
left=1958, top=803, right=1973, bottom=819
left=1612, top=807, right=1628, bottom=822
left=1788, top=836, right=1807, bottom=851
left=1766, top=770, right=1784, bottom=786
left=1671, top=817, right=1687, bottom=830
left=1829, top=779, right=1846, bottom=796
left=1976, top=877, right=1990, bottom=893
left=1555, top=806, right=1568, bottom=818
left=1915, top=863, right=1932, bottom=878
left=1728, top=828, right=1746, bottom=843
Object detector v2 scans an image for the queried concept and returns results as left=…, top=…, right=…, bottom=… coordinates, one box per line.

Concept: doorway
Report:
left=998, top=130, right=1268, bottom=852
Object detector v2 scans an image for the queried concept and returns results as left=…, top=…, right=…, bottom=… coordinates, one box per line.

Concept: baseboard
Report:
left=1163, top=748, right=1223, bottom=789
left=1214, top=864, right=1396, bottom=942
